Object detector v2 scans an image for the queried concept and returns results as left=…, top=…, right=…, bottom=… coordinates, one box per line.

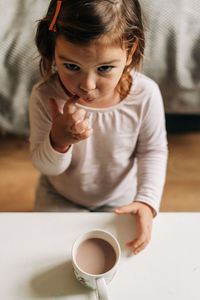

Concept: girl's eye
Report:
left=98, top=66, right=113, bottom=72
left=64, top=63, right=80, bottom=71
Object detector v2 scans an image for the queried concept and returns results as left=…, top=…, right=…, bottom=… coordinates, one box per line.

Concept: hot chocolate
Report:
left=76, top=237, right=116, bottom=275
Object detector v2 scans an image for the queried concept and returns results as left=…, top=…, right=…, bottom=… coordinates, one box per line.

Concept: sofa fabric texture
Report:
left=0, top=0, right=200, bottom=135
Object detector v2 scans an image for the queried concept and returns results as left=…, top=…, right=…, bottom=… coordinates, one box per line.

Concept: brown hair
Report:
left=35, top=0, right=145, bottom=99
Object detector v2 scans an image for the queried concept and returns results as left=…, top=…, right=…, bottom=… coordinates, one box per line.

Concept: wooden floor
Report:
left=0, top=133, right=200, bottom=212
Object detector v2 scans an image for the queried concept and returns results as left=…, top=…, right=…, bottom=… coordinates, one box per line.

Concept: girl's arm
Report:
left=115, top=82, right=168, bottom=254
left=29, top=85, right=92, bottom=176
left=29, top=88, right=73, bottom=176
left=134, top=83, right=168, bottom=215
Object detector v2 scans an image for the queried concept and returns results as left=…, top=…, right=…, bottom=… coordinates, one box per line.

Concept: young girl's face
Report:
left=54, top=35, right=132, bottom=108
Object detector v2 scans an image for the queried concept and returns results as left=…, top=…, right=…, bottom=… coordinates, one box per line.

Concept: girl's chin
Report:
left=82, top=98, right=96, bottom=104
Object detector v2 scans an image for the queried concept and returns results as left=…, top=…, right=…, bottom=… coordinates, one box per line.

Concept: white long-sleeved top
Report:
left=29, top=72, right=168, bottom=213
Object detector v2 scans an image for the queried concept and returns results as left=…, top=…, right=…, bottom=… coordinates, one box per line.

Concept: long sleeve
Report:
left=134, top=84, right=168, bottom=214
left=29, top=85, right=73, bottom=176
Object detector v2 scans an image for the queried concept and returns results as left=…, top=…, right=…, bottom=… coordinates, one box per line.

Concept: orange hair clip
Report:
left=49, top=1, right=62, bottom=32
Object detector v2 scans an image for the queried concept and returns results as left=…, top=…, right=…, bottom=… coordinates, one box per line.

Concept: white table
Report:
left=0, top=213, right=199, bottom=299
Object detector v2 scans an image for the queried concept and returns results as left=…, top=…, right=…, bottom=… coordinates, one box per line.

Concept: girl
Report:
left=29, top=0, right=168, bottom=255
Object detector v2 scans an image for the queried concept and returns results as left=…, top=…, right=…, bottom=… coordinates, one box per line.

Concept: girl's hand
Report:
left=114, top=202, right=154, bottom=255
left=49, top=96, right=93, bottom=152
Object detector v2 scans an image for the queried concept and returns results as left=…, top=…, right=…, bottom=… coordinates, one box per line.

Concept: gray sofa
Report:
left=0, top=0, right=200, bottom=135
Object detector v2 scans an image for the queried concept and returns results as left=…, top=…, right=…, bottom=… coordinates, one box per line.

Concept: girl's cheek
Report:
left=61, top=73, right=77, bottom=89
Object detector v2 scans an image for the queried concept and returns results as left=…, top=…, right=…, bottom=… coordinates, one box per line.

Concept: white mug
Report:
left=72, top=229, right=121, bottom=300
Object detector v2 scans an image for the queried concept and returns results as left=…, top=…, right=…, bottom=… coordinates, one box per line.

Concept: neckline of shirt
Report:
left=75, top=98, right=129, bottom=112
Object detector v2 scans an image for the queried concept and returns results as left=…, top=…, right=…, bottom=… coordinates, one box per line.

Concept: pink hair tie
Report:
left=49, top=1, right=62, bottom=32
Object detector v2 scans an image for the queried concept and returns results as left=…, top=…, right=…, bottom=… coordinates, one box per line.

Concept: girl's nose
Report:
left=79, top=73, right=96, bottom=92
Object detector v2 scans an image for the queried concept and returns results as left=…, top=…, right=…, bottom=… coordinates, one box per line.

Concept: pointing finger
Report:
left=63, top=95, right=79, bottom=114
left=48, top=98, right=60, bottom=120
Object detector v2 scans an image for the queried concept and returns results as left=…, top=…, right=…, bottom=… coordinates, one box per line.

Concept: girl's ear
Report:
left=126, top=38, right=138, bottom=66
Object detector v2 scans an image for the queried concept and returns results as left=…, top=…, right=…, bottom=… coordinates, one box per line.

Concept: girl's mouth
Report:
left=79, top=96, right=96, bottom=103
